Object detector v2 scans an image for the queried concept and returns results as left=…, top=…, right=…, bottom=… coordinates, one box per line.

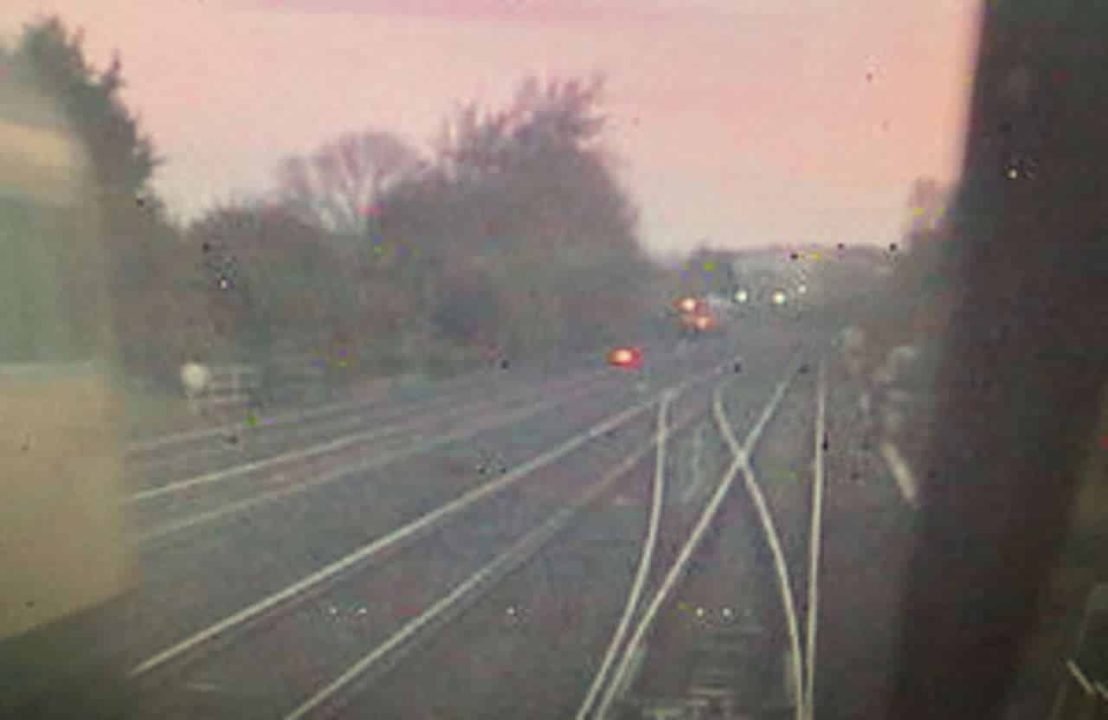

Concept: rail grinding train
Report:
left=0, top=63, right=136, bottom=718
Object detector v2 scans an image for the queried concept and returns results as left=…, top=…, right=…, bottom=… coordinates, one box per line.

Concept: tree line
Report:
left=4, top=16, right=954, bottom=399
left=4, top=17, right=661, bottom=396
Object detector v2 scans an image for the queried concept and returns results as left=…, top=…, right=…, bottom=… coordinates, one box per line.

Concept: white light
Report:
left=798, top=284, right=808, bottom=295
left=180, top=362, right=211, bottom=393
left=772, top=290, right=787, bottom=306
left=722, top=607, right=734, bottom=619
left=695, top=607, right=706, bottom=618
left=734, top=289, right=749, bottom=304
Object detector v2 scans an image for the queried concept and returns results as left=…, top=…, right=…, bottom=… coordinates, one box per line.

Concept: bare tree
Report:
left=277, top=130, right=421, bottom=234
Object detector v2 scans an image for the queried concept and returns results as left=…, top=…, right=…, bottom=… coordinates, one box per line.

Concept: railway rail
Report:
left=129, top=367, right=623, bottom=544
left=582, top=365, right=798, bottom=720
left=126, top=362, right=613, bottom=486
left=126, top=342, right=731, bottom=549
left=576, top=359, right=832, bottom=720
left=123, top=358, right=733, bottom=718
left=102, top=325, right=843, bottom=720
left=116, top=332, right=740, bottom=704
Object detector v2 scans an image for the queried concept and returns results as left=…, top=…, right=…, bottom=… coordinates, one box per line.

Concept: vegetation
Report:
left=865, top=176, right=958, bottom=351
left=6, top=15, right=954, bottom=404
left=5, top=18, right=658, bottom=398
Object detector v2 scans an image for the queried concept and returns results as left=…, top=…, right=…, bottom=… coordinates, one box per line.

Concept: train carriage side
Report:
left=0, top=69, right=136, bottom=719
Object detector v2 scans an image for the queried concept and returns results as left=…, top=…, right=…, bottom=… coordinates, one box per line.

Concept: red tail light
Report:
left=608, top=347, right=643, bottom=369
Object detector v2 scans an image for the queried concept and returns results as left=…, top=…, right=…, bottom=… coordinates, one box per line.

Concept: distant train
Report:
left=673, top=295, right=725, bottom=337
left=0, top=66, right=135, bottom=718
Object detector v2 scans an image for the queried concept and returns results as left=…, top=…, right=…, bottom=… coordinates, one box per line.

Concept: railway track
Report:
left=128, top=366, right=625, bottom=545
left=113, top=331, right=747, bottom=702
left=125, top=337, right=739, bottom=554
left=103, top=363, right=667, bottom=686
left=122, top=357, right=734, bottom=719
left=311, top=351, right=811, bottom=720
left=126, top=362, right=613, bottom=492
left=124, top=338, right=708, bottom=475
left=125, top=335, right=734, bottom=496
left=580, top=364, right=799, bottom=720
left=108, top=325, right=840, bottom=720
left=125, top=349, right=615, bottom=459
left=576, top=359, right=832, bottom=720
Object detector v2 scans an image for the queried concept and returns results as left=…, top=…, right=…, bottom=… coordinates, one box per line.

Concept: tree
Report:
left=7, top=17, right=203, bottom=385
left=433, top=74, right=607, bottom=188
left=276, top=130, right=421, bottom=235
left=187, top=203, right=366, bottom=360
left=13, top=17, right=159, bottom=212
left=377, top=74, right=651, bottom=362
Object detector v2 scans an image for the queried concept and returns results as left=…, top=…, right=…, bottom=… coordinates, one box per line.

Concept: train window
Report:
left=0, top=202, right=86, bottom=364
left=0, top=113, right=100, bottom=366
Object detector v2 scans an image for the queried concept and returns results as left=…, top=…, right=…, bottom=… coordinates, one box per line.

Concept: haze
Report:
left=2, top=0, right=979, bottom=256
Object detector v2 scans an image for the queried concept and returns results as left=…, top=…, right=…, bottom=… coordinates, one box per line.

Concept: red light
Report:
left=608, top=347, right=643, bottom=369
left=694, top=315, right=712, bottom=331
left=677, top=297, right=698, bottom=314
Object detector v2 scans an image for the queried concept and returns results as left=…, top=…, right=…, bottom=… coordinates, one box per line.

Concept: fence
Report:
left=181, top=363, right=261, bottom=416
left=263, top=353, right=330, bottom=405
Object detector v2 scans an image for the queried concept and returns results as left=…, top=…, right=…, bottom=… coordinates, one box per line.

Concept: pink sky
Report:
left=2, top=0, right=979, bottom=255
